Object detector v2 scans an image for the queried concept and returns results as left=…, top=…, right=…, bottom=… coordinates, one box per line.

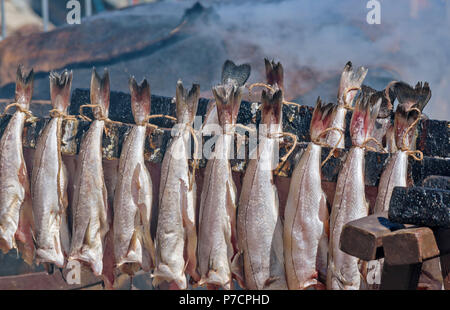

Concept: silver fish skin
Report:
left=326, top=62, right=368, bottom=149
left=284, top=99, right=336, bottom=290
left=0, top=66, right=35, bottom=265
left=32, top=70, right=73, bottom=267
left=237, top=89, right=287, bottom=290
left=327, top=93, right=381, bottom=290
left=69, top=69, right=110, bottom=276
left=114, top=77, right=154, bottom=275
left=154, top=82, right=200, bottom=289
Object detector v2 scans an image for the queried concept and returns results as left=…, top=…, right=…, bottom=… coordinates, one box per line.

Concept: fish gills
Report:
left=69, top=68, right=110, bottom=275
left=154, top=81, right=200, bottom=289
left=327, top=91, right=381, bottom=290
left=0, top=66, right=35, bottom=264
left=237, top=89, right=286, bottom=290
left=32, top=70, right=73, bottom=267
left=284, top=98, right=337, bottom=290
left=114, top=77, right=155, bottom=275
left=326, top=62, right=368, bottom=149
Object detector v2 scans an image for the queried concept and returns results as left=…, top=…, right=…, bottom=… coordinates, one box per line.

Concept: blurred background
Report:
left=0, top=0, right=448, bottom=120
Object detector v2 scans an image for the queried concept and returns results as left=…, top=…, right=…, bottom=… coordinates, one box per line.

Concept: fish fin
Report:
left=15, top=65, right=34, bottom=109
left=393, top=81, right=431, bottom=112
left=90, top=68, right=110, bottom=118
left=350, top=91, right=381, bottom=145
left=176, top=80, right=200, bottom=124
left=212, top=84, right=243, bottom=127
left=261, top=89, right=283, bottom=126
left=221, top=60, right=251, bottom=86
left=264, top=58, right=284, bottom=91
left=50, top=70, right=73, bottom=113
left=231, top=251, right=245, bottom=289
left=129, top=76, right=151, bottom=125
left=338, top=61, right=368, bottom=107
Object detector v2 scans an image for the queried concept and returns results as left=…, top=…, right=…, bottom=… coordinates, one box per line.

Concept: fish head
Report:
left=310, top=97, right=337, bottom=142
left=176, top=80, right=200, bottom=125
left=129, top=77, right=151, bottom=125
left=212, top=83, right=242, bottom=129
left=338, top=61, right=368, bottom=108
left=14, top=65, right=34, bottom=110
left=350, top=90, right=381, bottom=146
left=90, top=68, right=110, bottom=120
left=264, top=58, right=284, bottom=93
left=261, top=89, right=283, bottom=135
left=50, top=69, right=73, bottom=114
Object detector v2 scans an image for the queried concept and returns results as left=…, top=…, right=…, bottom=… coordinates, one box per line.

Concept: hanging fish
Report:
left=326, top=61, right=368, bottom=149
left=327, top=91, right=381, bottom=290
left=374, top=81, right=431, bottom=214
left=237, top=89, right=287, bottom=290
left=153, top=81, right=200, bottom=289
left=284, top=99, right=337, bottom=290
left=113, top=77, right=155, bottom=276
left=69, top=68, right=110, bottom=276
left=31, top=70, right=73, bottom=268
left=0, top=65, right=35, bottom=265
left=197, top=60, right=249, bottom=290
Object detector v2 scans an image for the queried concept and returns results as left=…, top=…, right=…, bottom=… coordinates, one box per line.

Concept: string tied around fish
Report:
left=312, top=127, right=345, bottom=167
left=340, top=86, right=362, bottom=111
left=1, top=102, right=36, bottom=121
left=246, top=83, right=302, bottom=109
left=399, top=107, right=424, bottom=161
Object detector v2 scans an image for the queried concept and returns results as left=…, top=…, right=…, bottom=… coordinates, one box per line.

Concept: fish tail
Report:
left=310, top=97, right=338, bottom=142
left=175, top=80, right=200, bottom=124
left=393, top=81, right=431, bottom=112
left=129, top=76, right=151, bottom=125
left=212, top=84, right=243, bottom=127
left=337, top=61, right=368, bottom=107
left=393, top=104, right=422, bottom=150
left=350, top=89, right=381, bottom=146
left=90, top=67, right=110, bottom=118
left=15, top=65, right=34, bottom=109
left=221, top=60, right=251, bottom=86
left=49, top=69, right=73, bottom=113
left=260, top=89, right=283, bottom=126
left=264, top=58, right=284, bottom=91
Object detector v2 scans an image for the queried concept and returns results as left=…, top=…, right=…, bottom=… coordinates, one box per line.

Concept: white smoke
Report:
left=204, top=0, right=449, bottom=120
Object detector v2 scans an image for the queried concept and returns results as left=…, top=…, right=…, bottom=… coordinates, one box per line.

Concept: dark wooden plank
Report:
left=339, top=212, right=411, bottom=261
left=380, top=263, right=423, bottom=290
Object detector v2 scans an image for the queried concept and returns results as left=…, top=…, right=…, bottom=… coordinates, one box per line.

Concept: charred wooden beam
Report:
left=388, top=186, right=450, bottom=228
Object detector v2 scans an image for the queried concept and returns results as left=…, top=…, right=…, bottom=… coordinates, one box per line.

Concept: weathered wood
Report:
left=382, top=227, right=440, bottom=266
left=339, top=212, right=411, bottom=261
left=380, top=263, right=423, bottom=290
left=389, top=186, right=450, bottom=228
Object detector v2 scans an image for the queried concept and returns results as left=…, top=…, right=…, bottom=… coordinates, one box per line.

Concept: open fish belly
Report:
left=0, top=112, right=28, bottom=253
left=328, top=147, right=367, bottom=290
left=198, top=157, right=237, bottom=289
left=114, top=126, right=153, bottom=271
left=70, top=120, right=108, bottom=275
left=32, top=118, right=67, bottom=267
left=284, top=143, right=328, bottom=289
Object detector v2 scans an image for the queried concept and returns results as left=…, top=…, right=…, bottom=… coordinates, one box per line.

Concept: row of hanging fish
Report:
left=0, top=59, right=431, bottom=290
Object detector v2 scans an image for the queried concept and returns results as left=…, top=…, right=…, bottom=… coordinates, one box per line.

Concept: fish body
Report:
left=154, top=82, right=200, bottom=289
left=326, top=62, right=368, bottom=149
left=0, top=66, right=35, bottom=264
left=114, top=78, right=154, bottom=275
left=284, top=99, right=336, bottom=290
left=198, top=62, right=248, bottom=289
left=69, top=69, right=110, bottom=275
left=32, top=70, right=72, bottom=267
left=238, top=90, right=287, bottom=290
left=327, top=91, right=381, bottom=290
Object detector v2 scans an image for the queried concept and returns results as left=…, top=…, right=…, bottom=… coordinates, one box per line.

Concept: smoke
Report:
left=202, top=0, right=449, bottom=120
